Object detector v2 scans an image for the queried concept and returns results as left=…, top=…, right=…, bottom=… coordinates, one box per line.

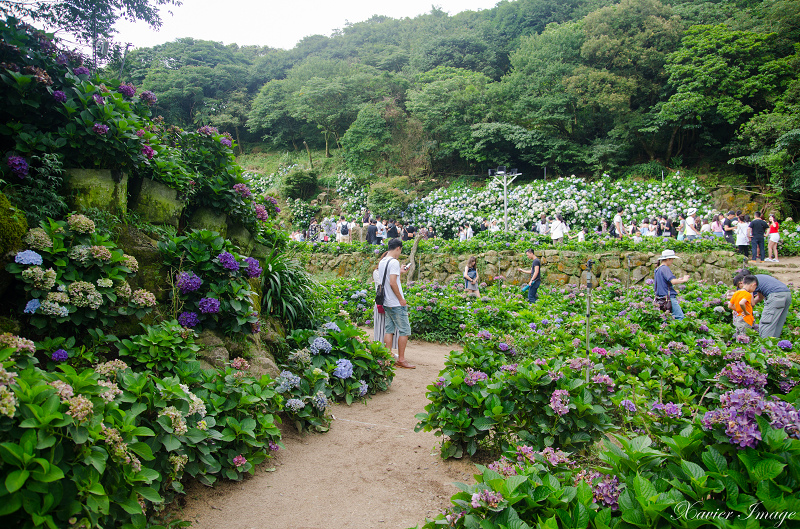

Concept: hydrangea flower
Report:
left=24, top=299, right=40, bottom=314
left=333, top=358, right=353, bottom=379
left=309, top=337, right=332, bottom=355
left=92, top=123, right=109, bottom=135
left=620, top=399, right=637, bottom=413
left=51, top=349, right=68, bottom=362
left=231, top=357, right=250, bottom=370
left=131, top=289, right=156, bottom=308
left=778, top=340, right=793, bottom=351
left=464, top=368, right=488, bottom=386
left=139, top=90, right=157, bottom=105
left=198, top=297, right=220, bottom=314
left=15, top=250, right=42, bottom=266
left=67, top=214, right=95, bottom=234
left=286, top=398, right=305, bottom=412
left=52, top=90, right=67, bottom=102
left=220, top=137, right=233, bottom=147
left=717, top=362, right=767, bottom=390
left=232, top=454, right=247, bottom=467
left=358, top=380, right=368, bottom=397
left=322, top=321, right=340, bottom=333
left=233, top=183, right=251, bottom=198
left=313, top=391, right=329, bottom=410
left=141, top=145, right=155, bottom=159
left=73, top=66, right=90, bottom=76
left=117, top=83, right=136, bottom=97
left=7, top=155, right=28, bottom=178
left=176, top=272, right=203, bottom=294
left=217, top=252, right=239, bottom=271
left=276, top=370, right=301, bottom=392
left=243, top=257, right=262, bottom=278
left=549, top=389, right=570, bottom=416
left=255, top=204, right=269, bottom=221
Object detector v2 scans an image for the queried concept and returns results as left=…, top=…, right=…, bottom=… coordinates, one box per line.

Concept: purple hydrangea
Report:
left=220, top=137, right=233, bottom=147
left=139, top=90, right=157, bottom=105
left=141, top=145, right=155, bottom=159
left=73, top=66, right=90, bottom=76
left=178, top=311, right=200, bottom=327
left=652, top=401, right=683, bottom=418
left=243, top=257, right=262, bottom=278
left=550, top=389, right=570, bottom=416
left=176, top=271, right=203, bottom=294
left=92, top=123, right=109, bottom=135
left=358, top=380, right=368, bottom=397
left=464, top=368, right=488, bottom=387
left=718, top=362, right=768, bottom=390
left=92, top=94, right=105, bottom=105
left=52, top=90, right=67, bottom=103
left=199, top=298, right=220, bottom=314
left=255, top=204, right=269, bottom=221
left=15, top=250, right=43, bottom=265
left=117, top=83, right=136, bottom=97
left=232, top=454, right=247, bottom=467
left=620, top=399, right=637, bottom=413
left=51, top=349, right=68, bottom=362
left=333, top=358, right=353, bottom=379
left=778, top=340, right=793, bottom=351
left=217, top=252, right=240, bottom=271
left=233, top=183, right=251, bottom=198
left=498, top=342, right=510, bottom=352
left=7, top=155, right=29, bottom=178
left=477, top=330, right=492, bottom=339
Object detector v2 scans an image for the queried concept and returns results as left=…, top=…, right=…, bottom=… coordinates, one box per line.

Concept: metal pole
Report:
left=504, top=174, right=508, bottom=233
left=585, top=260, right=594, bottom=357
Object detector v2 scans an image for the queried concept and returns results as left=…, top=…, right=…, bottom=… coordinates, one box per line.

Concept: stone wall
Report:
left=305, top=248, right=744, bottom=287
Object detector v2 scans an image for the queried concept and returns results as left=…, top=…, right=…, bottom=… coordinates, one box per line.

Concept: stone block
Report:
left=188, top=207, right=227, bottom=237
left=547, top=272, right=570, bottom=285
left=131, top=178, right=184, bottom=227
left=65, top=168, right=128, bottom=216
left=227, top=222, right=254, bottom=254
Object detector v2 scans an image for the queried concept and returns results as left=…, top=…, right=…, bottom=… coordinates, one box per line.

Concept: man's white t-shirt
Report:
left=378, top=256, right=403, bottom=307
left=613, top=214, right=623, bottom=233
left=685, top=216, right=697, bottom=236
left=376, top=221, right=386, bottom=239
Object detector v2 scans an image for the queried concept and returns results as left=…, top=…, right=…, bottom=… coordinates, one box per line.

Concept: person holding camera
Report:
left=377, top=238, right=415, bottom=369
left=653, top=249, right=690, bottom=320
left=517, top=248, right=541, bottom=304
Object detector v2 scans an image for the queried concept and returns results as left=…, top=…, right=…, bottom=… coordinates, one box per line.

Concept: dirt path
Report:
left=752, top=255, right=800, bottom=286
left=174, top=339, right=474, bottom=529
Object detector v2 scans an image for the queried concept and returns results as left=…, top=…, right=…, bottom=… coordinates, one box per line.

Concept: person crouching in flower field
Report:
left=653, top=249, right=690, bottom=320
left=733, top=271, right=792, bottom=338
left=728, top=275, right=757, bottom=336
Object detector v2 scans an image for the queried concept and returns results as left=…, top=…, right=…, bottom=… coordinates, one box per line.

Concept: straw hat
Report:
left=658, top=249, right=681, bottom=261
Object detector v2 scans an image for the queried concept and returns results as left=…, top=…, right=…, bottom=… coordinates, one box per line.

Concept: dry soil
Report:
left=174, top=339, right=474, bottom=529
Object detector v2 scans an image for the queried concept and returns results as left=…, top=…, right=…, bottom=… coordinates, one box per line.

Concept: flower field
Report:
left=325, top=273, right=800, bottom=528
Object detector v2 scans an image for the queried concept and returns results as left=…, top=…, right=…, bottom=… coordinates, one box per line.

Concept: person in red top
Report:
left=766, top=213, right=780, bottom=263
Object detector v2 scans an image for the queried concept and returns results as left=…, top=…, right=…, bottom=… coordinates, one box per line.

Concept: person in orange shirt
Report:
left=729, top=275, right=758, bottom=335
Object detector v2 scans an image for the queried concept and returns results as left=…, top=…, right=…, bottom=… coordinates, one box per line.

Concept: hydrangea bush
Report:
left=158, top=229, right=260, bottom=334
left=6, top=215, right=156, bottom=333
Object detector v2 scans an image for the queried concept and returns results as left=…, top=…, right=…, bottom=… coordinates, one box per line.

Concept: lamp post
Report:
left=489, top=166, right=521, bottom=232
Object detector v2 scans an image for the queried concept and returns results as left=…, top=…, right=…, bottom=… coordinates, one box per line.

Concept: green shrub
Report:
left=0, top=191, right=27, bottom=254
left=158, top=230, right=259, bottom=335
left=367, top=176, right=416, bottom=218
left=6, top=216, right=154, bottom=335
left=117, top=321, right=200, bottom=375
left=260, top=251, right=320, bottom=331
left=281, top=167, right=318, bottom=200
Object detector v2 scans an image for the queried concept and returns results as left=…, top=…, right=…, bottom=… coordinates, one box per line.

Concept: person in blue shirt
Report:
left=733, top=271, right=791, bottom=338
left=653, top=249, right=690, bottom=320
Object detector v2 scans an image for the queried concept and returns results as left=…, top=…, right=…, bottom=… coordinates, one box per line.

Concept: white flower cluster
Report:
left=335, top=171, right=368, bottom=216
left=404, top=176, right=713, bottom=236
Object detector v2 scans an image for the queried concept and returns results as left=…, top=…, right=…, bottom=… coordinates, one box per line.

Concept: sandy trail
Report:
left=174, top=339, right=474, bottom=529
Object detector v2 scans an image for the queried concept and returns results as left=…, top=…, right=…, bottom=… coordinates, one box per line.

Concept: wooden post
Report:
left=303, top=141, right=313, bottom=169
left=405, top=236, right=421, bottom=286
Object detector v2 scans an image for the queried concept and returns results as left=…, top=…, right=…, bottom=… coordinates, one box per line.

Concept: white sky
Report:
left=112, top=0, right=501, bottom=51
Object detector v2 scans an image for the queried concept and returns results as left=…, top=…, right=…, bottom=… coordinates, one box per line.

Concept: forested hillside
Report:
left=110, top=0, right=800, bottom=193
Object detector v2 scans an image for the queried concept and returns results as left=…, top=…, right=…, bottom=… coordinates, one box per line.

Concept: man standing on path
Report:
left=379, top=238, right=415, bottom=369
left=517, top=248, right=541, bottom=304
left=749, top=211, right=769, bottom=263
left=733, top=272, right=792, bottom=338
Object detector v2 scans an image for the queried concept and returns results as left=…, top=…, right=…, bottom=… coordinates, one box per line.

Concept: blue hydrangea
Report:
left=310, top=337, right=332, bottom=355
left=312, top=391, right=328, bottom=411
left=322, top=322, right=340, bottom=333
left=286, top=398, right=305, bottom=412
left=276, top=370, right=301, bottom=393
left=358, top=380, right=368, bottom=397
left=15, top=250, right=43, bottom=265
left=333, top=358, right=353, bottom=379
left=24, top=299, right=40, bottom=314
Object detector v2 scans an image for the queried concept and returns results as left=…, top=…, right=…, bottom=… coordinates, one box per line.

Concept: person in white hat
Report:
left=653, top=250, right=690, bottom=320
left=684, top=208, right=698, bottom=241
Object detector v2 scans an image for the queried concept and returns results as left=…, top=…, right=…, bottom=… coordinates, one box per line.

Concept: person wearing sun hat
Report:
left=653, top=249, right=690, bottom=320
left=684, top=208, right=698, bottom=241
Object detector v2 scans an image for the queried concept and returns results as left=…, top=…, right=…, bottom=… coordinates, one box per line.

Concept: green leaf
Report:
left=5, top=469, right=30, bottom=493
left=162, top=435, right=181, bottom=452
left=135, top=486, right=162, bottom=503
left=752, top=459, right=785, bottom=481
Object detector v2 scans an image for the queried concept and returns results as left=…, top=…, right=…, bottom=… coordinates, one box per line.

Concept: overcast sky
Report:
left=111, top=0, right=501, bottom=51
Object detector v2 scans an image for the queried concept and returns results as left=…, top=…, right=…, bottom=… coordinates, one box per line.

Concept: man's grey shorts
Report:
left=383, top=305, right=411, bottom=336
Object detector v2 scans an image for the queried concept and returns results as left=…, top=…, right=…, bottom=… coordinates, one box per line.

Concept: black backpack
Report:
left=375, top=258, right=393, bottom=307
left=340, top=223, right=349, bottom=235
